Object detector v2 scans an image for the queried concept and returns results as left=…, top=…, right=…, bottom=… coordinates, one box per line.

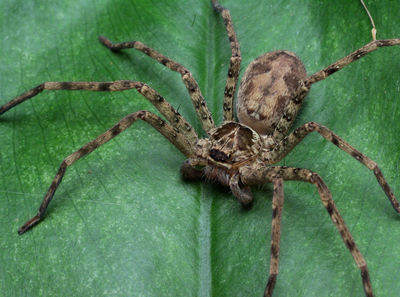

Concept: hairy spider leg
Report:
left=305, top=39, right=400, bottom=86
left=99, top=36, right=215, bottom=133
left=270, top=81, right=309, bottom=141
left=271, top=39, right=400, bottom=141
left=264, top=178, right=284, bottom=297
left=240, top=166, right=374, bottom=297
left=17, top=110, right=193, bottom=235
left=0, top=81, right=198, bottom=145
left=268, top=121, right=400, bottom=213
left=212, top=0, right=242, bottom=121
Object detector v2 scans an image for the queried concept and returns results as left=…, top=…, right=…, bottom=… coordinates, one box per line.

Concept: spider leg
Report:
left=269, top=121, right=400, bottom=213
left=229, top=173, right=253, bottom=206
left=240, top=166, right=374, bottom=297
left=0, top=81, right=140, bottom=115
left=0, top=80, right=198, bottom=145
left=99, top=36, right=215, bottom=133
left=264, top=177, right=284, bottom=297
left=17, top=110, right=193, bottom=235
left=212, top=0, right=242, bottom=121
left=271, top=81, right=309, bottom=141
left=272, top=38, right=400, bottom=140
left=304, top=39, right=400, bottom=86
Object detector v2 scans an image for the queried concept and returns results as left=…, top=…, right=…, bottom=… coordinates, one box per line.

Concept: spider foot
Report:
left=211, top=0, right=224, bottom=12
left=18, top=214, right=41, bottom=235
left=264, top=273, right=277, bottom=297
left=98, top=36, right=121, bottom=52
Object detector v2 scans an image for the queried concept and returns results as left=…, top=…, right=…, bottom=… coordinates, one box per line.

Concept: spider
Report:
left=1, top=0, right=399, bottom=296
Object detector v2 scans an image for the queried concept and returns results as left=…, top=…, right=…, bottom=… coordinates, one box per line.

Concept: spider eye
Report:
left=210, top=149, right=229, bottom=162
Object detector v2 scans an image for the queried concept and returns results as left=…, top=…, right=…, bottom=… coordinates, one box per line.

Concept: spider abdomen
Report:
left=237, top=50, right=307, bottom=135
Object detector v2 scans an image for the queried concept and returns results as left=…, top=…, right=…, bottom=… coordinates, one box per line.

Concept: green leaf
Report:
left=1, top=0, right=400, bottom=296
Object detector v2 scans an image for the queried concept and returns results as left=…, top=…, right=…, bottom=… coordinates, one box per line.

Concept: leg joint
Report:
left=306, top=121, right=318, bottom=131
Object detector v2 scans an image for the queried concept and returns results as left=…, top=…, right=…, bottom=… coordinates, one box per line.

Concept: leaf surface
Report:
left=1, top=0, right=400, bottom=296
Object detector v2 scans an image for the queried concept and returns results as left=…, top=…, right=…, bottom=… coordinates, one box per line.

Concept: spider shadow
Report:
left=0, top=114, right=25, bottom=123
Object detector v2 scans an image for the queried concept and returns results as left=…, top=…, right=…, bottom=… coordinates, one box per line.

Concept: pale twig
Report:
left=360, top=0, right=377, bottom=41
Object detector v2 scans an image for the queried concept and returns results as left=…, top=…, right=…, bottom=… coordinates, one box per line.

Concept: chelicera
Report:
left=1, top=1, right=399, bottom=296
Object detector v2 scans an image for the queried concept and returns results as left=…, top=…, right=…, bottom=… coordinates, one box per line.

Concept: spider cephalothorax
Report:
left=184, top=121, right=264, bottom=206
left=207, top=122, right=263, bottom=166
left=1, top=1, right=400, bottom=296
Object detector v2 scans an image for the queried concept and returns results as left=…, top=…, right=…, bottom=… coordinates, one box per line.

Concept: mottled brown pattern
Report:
left=229, top=173, right=253, bottom=206
left=0, top=83, right=44, bottom=115
left=237, top=51, right=307, bottom=135
left=208, top=121, right=262, bottom=166
left=212, top=1, right=241, bottom=121
left=1, top=1, right=399, bottom=296
left=305, top=39, right=400, bottom=86
left=264, top=178, right=284, bottom=297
